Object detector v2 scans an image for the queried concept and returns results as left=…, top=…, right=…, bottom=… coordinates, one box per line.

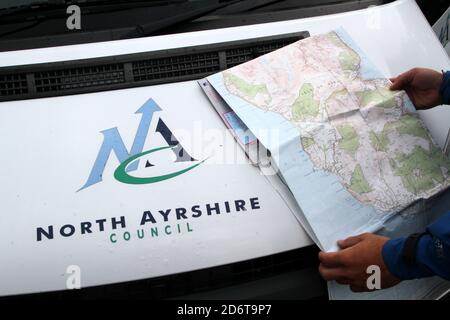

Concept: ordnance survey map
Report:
left=206, top=29, right=450, bottom=254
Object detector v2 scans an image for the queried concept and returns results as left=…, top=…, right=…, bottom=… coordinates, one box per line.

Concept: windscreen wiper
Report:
left=0, top=0, right=285, bottom=41
left=120, top=0, right=246, bottom=39
left=119, top=0, right=290, bottom=39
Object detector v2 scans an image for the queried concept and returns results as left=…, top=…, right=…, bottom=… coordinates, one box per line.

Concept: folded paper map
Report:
left=206, top=29, right=450, bottom=254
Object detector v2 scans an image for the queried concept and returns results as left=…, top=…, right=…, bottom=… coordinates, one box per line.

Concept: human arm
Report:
left=389, top=68, right=450, bottom=108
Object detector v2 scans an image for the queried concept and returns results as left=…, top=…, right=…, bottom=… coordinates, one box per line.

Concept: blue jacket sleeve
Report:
left=382, top=211, right=450, bottom=280
left=440, top=71, right=450, bottom=105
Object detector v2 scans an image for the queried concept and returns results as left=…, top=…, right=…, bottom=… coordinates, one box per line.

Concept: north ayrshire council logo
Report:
left=78, top=98, right=205, bottom=191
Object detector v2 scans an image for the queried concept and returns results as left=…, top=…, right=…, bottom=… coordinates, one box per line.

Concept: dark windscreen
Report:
left=0, top=0, right=401, bottom=51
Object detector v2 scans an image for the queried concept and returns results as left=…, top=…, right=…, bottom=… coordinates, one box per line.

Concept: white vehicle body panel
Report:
left=0, top=0, right=449, bottom=296
left=0, top=81, right=311, bottom=295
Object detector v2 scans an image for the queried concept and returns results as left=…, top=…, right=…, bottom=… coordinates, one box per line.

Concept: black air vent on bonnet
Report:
left=0, top=73, right=28, bottom=97
left=0, top=31, right=309, bottom=102
left=34, top=64, right=126, bottom=93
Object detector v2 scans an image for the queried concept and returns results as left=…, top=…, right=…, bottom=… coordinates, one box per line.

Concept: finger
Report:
left=318, top=251, right=344, bottom=267
left=318, top=264, right=346, bottom=281
left=389, top=69, right=416, bottom=91
left=337, top=234, right=364, bottom=249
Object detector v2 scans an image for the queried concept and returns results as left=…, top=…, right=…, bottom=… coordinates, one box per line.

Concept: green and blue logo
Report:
left=79, top=98, right=203, bottom=191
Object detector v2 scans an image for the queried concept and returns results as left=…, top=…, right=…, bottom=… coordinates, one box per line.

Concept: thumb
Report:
left=389, top=69, right=415, bottom=91
left=337, top=235, right=363, bottom=249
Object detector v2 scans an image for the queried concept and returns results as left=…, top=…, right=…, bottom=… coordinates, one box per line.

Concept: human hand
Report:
left=318, top=233, right=401, bottom=292
left=390, top=67, right=443, bottom=110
